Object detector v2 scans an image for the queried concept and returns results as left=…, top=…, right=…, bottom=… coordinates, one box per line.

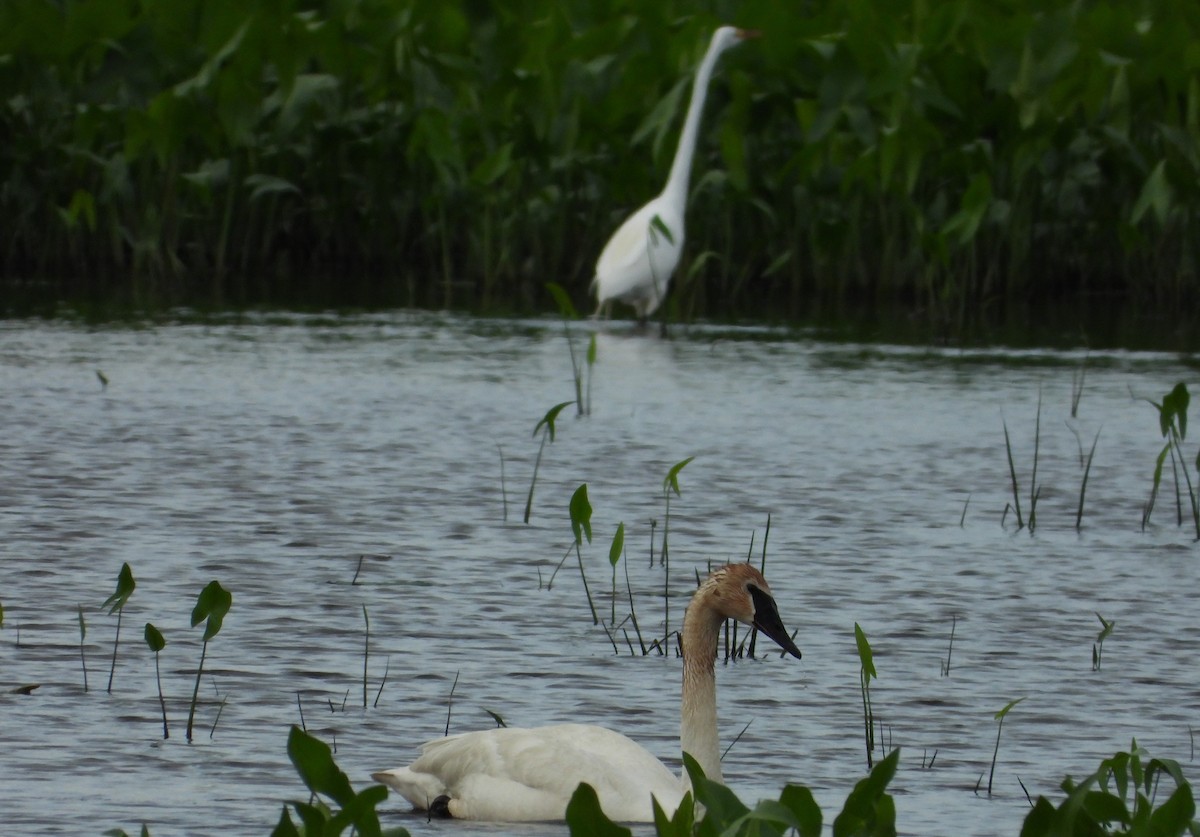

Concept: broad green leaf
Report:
left=564, top=783, right=632, bottom=837
left=1131, top=160, right=1171, bottom=226
left=102, top=563, right=136, bottom=615
left=191, top=580, right=232, bottom=641
left=569, top=483, right=592, bottom=546
left=608, top=522, right=625, bottom=568
left=779, top=784, right=823, bottom=837
left=545, top=282, right=578, bottom=319
left=144, top=622, right=165, bottom=653
left=245, top=174, right=300, bottom=203
left=287, top=725, right=356, bottom=808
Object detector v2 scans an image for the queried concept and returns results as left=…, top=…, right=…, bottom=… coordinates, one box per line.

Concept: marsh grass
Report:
left=143, top=622, right=168, bottom=739
left=524, top=401, right=573, bottom=524
left=444, top=671, right=460, bottom=737
left=608, top=522, right=625, bottom=625
left=1002, top=394, right=1043, bottom=533
left=1075, top=430, right=1102, bottom=531
left=101, top=562, right=136, bottom=693
left=660, top=457, right=694, bottom=648
left=940, top=615, right=956, bottom=677
left=186, top=580, right=232, bottom=743
left=373, top=656, right=390, bottom=709
left=546, top=282, right=594, bottom=417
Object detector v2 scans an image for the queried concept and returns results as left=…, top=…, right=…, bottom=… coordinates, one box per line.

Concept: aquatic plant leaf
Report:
left=995, top=697, right=1026, bottom=721
left=587, top=333, right=597, bottom=366
left=832, top=749, right=900, bottom=837
left=663, top=457, right=694, bottom=497
left=564, top=782, right=632, bottom=837
left=608, top=522, right=625, bottom=568
left=102, top=563, right=136, bottom=614
left=652, top=791, right=694, bottom=837
left=779, top=784, right=823, bottom=837
left=269, top=805, right=301, bottom=837
left=287, top=725, right=356, bottom=808
left=144, top=622, right=165, bottom=652
left=569, top=483, right=592, bottom=545
left=681, top=752, right=750, bottom=829
left=533, top=401, right=573, bottom=442
left=191, top=580, right=232, bottom=641
left=483, top=709, right=507, bottom=727
left=245, top=174, right=300, bottom=203
left=649, top=214, right=675, bottom=246
left=546, top=282, right=578, bottom=319
left=76, top=605, right=84, bottom=639
left=1131, top=159, right=1172, bottom=226
left=854, top=623, right=876, bottom=680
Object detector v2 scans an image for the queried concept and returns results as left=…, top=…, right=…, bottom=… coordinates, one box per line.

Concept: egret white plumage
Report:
left=371, top=563, right=801, bottom=822
left=592, top=26, right=758, bottom=323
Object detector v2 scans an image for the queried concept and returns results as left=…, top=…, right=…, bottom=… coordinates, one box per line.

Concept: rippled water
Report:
left=1, top=312, right=1197, bottom=836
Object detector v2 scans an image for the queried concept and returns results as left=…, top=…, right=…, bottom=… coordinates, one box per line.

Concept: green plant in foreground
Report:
left=524, top=400, right=573, bottom=524
left=854, top=623, right=878, bottom=770
left=565, top=749, right=899, bottom=837
left=1142, top=383, right=1200, bottom=538
left=144, top=622, right=169, bottom=739
left=186, top=579, right=232, bottom=743
left=986, top=697, right=1026, bottom=796
left=1021, top=740, right=1199, bottom=837
left=271, top=726, right=409, bottom=837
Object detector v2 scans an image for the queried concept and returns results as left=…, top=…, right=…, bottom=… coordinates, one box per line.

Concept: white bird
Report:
left=371, top=562, right=801, bottom=822
left=592, top=26, right=759, bottom=324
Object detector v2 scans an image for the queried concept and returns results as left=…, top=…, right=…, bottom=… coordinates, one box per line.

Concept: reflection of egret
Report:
left=371, top=563, right=801, bottom=822
left=592, top=27, right=758, bottom=324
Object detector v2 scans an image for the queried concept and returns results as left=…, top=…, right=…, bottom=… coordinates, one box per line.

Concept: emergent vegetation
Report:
left=2, top=1, right=1198, bottom=323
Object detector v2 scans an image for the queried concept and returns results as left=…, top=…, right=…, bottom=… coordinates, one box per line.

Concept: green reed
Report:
left=1142, top=383, right=1199, bottom=537
left=568, top=483, right=600, bottom=626
left=1092, top=613, right=1115, bottom=672
left=608, top=522, right=625, bottom=625
left=986, top=697, right=1025, bottom=796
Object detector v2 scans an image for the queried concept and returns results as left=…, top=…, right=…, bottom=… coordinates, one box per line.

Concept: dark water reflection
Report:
left=1, top=312, right=1197, bottom=836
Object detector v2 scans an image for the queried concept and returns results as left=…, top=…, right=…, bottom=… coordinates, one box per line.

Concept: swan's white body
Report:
left=592, top=27, right=756, bottom=321
left=372, top=563, right=801, bottom=822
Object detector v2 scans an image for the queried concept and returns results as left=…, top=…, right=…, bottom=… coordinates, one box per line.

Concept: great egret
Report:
left=591, top=26, right=758, bottom=324
left=371, top=563, right=801, bottom=821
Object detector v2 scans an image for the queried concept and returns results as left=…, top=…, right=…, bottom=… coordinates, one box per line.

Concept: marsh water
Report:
left=1, top=312, right=1197, bottom=837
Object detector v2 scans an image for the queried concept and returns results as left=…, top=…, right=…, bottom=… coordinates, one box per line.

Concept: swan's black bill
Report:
left=749, top=586, right=802, bottom=660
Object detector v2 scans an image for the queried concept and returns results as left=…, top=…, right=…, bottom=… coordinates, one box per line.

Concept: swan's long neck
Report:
left=661, top=34, right=729, bottom=213
left=680, top=591, right=724, bottom=785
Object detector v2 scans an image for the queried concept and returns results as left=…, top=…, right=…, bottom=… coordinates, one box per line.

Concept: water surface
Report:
left=1, top=313, right=1197, bottom=836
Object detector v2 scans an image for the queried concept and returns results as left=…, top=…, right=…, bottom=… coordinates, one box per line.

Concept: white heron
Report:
left=591, top=26, right=759, bottom=324
left=371, top=562, right=801, bottom=822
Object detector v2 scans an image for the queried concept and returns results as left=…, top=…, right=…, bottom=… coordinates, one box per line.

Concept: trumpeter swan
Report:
left=371, top=562, right=801, bottom=822
left=591, top=26, right=759, bottom=323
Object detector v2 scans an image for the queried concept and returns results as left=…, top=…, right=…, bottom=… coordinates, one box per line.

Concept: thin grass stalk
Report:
left=624, top=559, right=646, bottom=654
left=186, top=641, right=208, bottom=743
left=987, top=715, right=1005, bottom=794
left=1029, top=390, right=1042, bottom=533
left=373, top=656, right=390, bottom=708
left=107, top=605, right=123, bottom=694
left=523, top=433, right=547, bottom=525
left=1076, top=430, right=1101, bottom=531
left=361, top=604, right=369, bottom=709
left=1003, top=420, right=1024, bottom=529
left=575, top=541, right=598, bottom=626
left=444, top=671, right=460, bottom=737
left=77, top=606, right=88, bottom=693
left=154, top=650, right=168, bottom=739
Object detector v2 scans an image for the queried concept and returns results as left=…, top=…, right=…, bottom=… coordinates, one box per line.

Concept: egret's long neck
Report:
left=662, top=37, right=728, bottom=213
left=680, top=593, right=724, bottom=786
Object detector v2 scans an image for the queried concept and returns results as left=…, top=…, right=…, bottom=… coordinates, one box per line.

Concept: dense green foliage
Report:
left=2, top=0, right=1199, bottom=321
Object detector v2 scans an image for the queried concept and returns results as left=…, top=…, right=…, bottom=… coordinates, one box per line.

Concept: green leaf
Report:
left=779, top=784, right=823, bottom=837
left=469, top=142, right=514, bottom=187
left=244, top=174, right=300, bottom=203
left=1131, top=159, right=1172, bottom=225
left=663, top=457, right=694, bottom=498
left=652, top=791, right=694, bottom=837
left=607, top=522, right=625, bottom=568
left=546, top=282, right=578, bottom=319
left=586, top=334, right=597, bottom=366
left=564, top=783, right=632, bottom=837
left=833, top=749, right=900, bottom=837
left=854, top=623, right=876, bottom=681
left=269, top=805, right=301, bottom=837
left=649, top=214, right=675, bottom=246
left=287, top=725, right=356, bottom=808
left=191, top=580, right=232, bottom=642
left=995, top=697, right=1026, bottom=721
left=533, top=401, right=574, bottom=442
left=144, top=622, right=166, bottom=653
left=102, top=563, right=136, bottom=615
left=570, top=483, right=592, bottom=546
